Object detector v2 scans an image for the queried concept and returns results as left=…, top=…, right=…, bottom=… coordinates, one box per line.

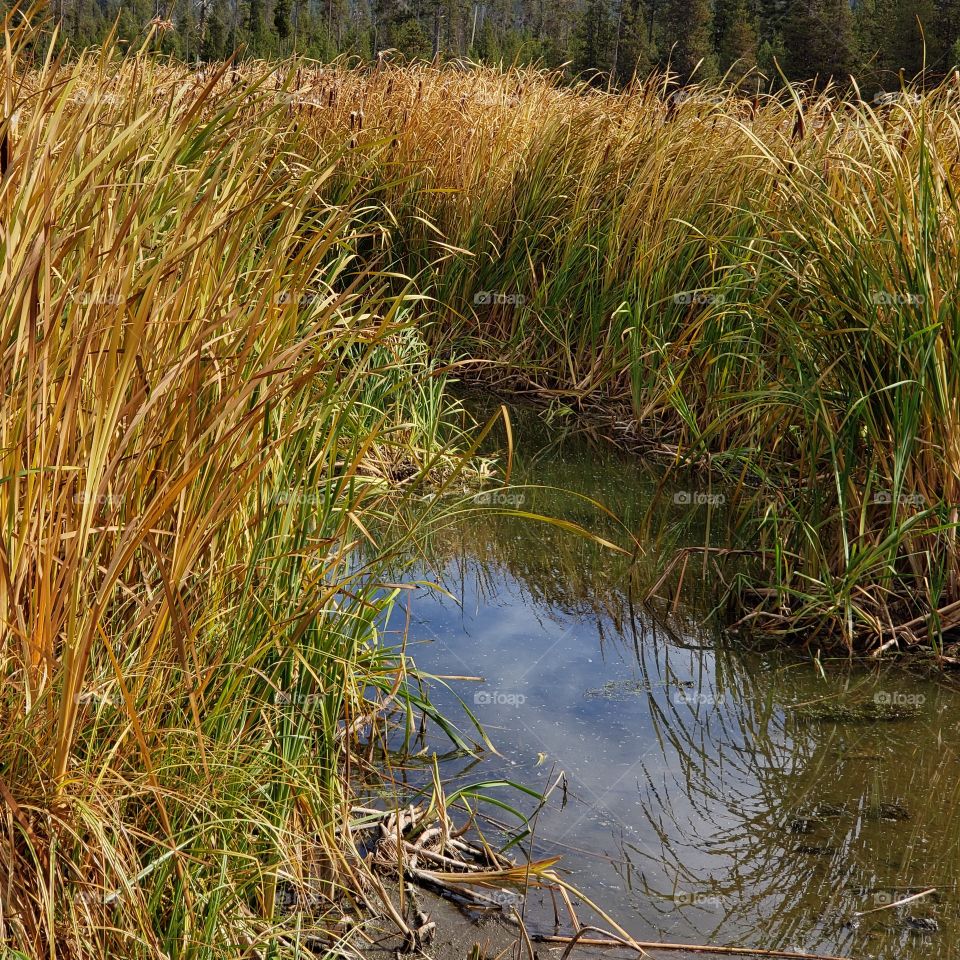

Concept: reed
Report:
left=0, top=17, right=491, bottom=959
left=258, top=58, right=960, bottom=652
left=5, top=16, right=960, bottom=956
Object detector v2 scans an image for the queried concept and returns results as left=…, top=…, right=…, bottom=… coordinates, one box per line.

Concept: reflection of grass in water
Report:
left=385, top=421, right=960, bottom=956
left=385, top=412, right=752, bottom=645
left=620, top=654, right=960, bottom=957
left=410, top=489, right=960, bottom=956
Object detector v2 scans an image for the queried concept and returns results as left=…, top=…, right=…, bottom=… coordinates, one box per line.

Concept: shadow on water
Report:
left=379, top=403, right=960, bottom=959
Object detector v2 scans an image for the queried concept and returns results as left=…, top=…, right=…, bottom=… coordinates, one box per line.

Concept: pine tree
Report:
left=660, top=0, right=717, bottom=82
left=248, top=0, right=265, bottom=49
left=274, top=0, right=292, bottom=51
left=782, top=0, right=853, bottom=84
left=614, top=0, right=658, bottom=83
left=717, top=0, right=759, bottom=84
left=935, top=0, right=960, bottom=66
left=201, top=0, right=226, bottom=57
left=886, top=0, right=936, bottom=78
left=574, top=0, right=616, bottom=78
left=757, top=32, right=787, bottom=82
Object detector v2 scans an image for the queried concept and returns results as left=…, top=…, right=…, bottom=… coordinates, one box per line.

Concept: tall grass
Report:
left=0, top=20, right=488, bottom=960
left=249, top=58, right=960, bottom=652
left=5, top=19, right=960, bottom=954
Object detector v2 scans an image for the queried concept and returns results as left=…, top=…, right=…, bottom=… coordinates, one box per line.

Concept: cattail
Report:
left=791, top=109, right=805, bottom=142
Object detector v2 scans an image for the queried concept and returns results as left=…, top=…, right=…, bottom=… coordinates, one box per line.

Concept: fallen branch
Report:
left=532, top=932, right=852, bottom=960
left=854, top=886, right=936, bottom=916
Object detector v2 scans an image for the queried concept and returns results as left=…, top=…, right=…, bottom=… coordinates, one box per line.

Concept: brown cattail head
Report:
left=946, top=165, right=957, bottom=204
left=792, top=109, right=805, bottom=142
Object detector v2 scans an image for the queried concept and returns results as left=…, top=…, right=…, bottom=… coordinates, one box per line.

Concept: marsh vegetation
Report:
left=3, top=10, right=960, bottom=958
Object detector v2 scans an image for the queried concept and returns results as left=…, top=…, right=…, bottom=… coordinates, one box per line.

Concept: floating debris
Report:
left=865, top=801, right=911, bottom=822
left=791, top=700, right=922, bottom=724
left=794, top=843, right=837, bottom=856
left=584, top=679, right=650, bottom=700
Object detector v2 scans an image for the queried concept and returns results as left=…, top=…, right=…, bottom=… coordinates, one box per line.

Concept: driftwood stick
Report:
left=854, top=886, right=936, bottom=916
left=533, top=933, right=852, bottom=960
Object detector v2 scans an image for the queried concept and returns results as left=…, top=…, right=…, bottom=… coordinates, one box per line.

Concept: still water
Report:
left=387, top=407, right=960, bottom=959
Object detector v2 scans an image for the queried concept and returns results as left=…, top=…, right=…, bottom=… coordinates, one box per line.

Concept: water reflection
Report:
left=387, top=408, right=959, bottom=959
